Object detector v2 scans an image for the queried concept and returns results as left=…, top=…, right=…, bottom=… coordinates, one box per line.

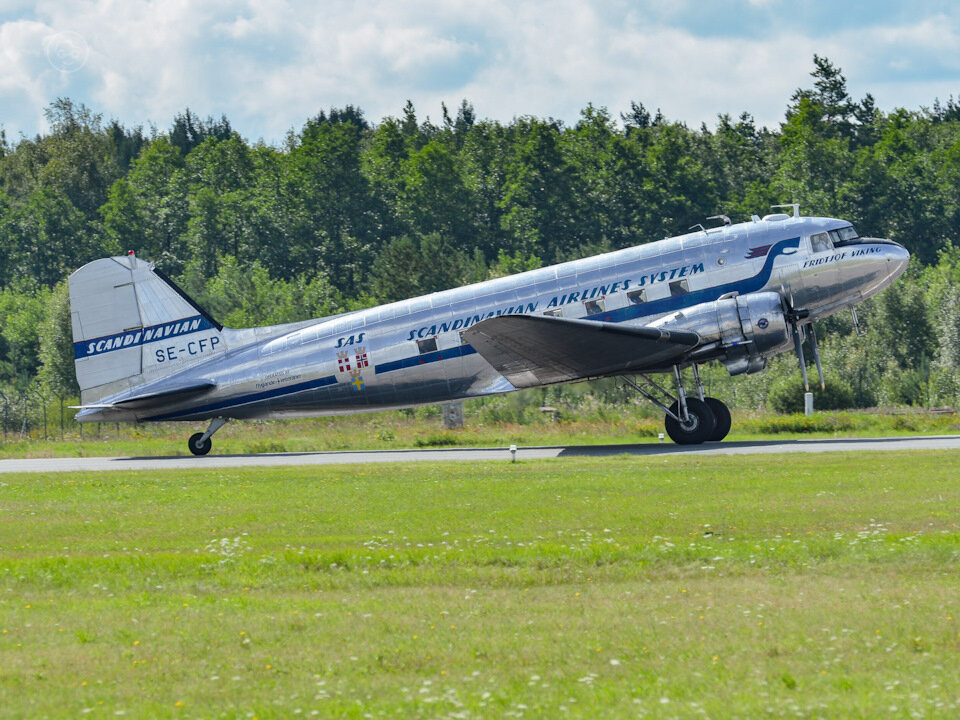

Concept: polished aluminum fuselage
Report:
left=77, top=216, right=909, bottom=424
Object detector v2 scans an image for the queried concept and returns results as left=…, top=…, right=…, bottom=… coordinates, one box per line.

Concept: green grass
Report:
left=1, top=407, right=959, bottom=458
left=1, top=451, right=959, bottom=717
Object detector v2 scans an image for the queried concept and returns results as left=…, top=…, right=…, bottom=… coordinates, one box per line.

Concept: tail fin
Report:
left=69, top=253, right=225, bottom=404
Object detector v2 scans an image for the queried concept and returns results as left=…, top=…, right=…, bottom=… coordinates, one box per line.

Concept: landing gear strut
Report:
left=188, top=417, right=227, bottom=456
left=622, top=364, right=731, bottom=445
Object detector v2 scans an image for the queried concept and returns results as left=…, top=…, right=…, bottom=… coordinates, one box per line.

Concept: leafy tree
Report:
left=934, top=283, right=960, bottom=368
left=106, top=120, right=147, bottom=170
left=37, top=280, right=79, bottom=397
left=864, top=112, right=949, bottom=263
left=194, top=256, right=345, bottom=327
left=641, top=122, right=717, bottom=238
left=564, top=105, right=617, bottom=249
left=370, top=233, right=469, bottom=302
left=400, top=100, right=423, bottom=149
left=362, top=117, right=412, bottom=246
left=287, top=117, right=378, bottom=286
left=181, top=137, right=259, bottom=277
left=787, top=55, right=859, bottom=141
left=38, top=99, right=125, bottom=218
left=399, top=140, right=474, bottom=244
left=169, top=109, right=233, bottom=156
left=774, top=96, right=855, bottom=217
left=621, top=101, right=654, bottom=134
left=870, top=274, right=935, bottom=368
left=0, top=188, right=96, bottom=286
left=101, top=137, right=189, bottom=271
left=306, top=105, right=369, bottom=134
left=500, top=119, right=578, bottom=259
left=486, top=250, right=542, bottom=278
left=708, top=112, right=772, bottom=216
left=0, top=281, right=50, bottom=386
left=453, top=100, right=476, bottom=147
left=458, top=120, right=511, bottom=259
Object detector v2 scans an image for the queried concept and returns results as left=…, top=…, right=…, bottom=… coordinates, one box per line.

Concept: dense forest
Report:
left=2, top=56, right=960, bottom=415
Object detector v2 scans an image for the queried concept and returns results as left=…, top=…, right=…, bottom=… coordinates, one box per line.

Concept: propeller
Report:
left=807, top=324, right=826, bottom=391
left=780, top=292, right=824, bottom=392
left=792, top=321, right=809, bottom=392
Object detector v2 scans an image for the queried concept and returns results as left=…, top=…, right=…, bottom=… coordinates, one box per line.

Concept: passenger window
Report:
left=583, top=299, right=604, bottom=315
left=669, top=280, right=689, bottom=296
left=416, top=337, right=437, bottom=354
left=811, top=232, right=832, bottom=253
left=627, top=288, right=646, bottom=304
left=543, top=308, right=563, bottom=317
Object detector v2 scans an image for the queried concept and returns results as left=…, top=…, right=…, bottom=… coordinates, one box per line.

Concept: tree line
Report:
left=1, top=56, right=959, bottom=411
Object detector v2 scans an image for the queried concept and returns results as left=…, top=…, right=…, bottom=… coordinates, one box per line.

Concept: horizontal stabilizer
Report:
left=71, top=380, right=216, bottom=411
left=462, top=315, right=700, bottom=388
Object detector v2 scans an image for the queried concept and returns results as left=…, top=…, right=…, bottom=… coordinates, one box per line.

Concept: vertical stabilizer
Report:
left=69, top=254, right=225, bottom=404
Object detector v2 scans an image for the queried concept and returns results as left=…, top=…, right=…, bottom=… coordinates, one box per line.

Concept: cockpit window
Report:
left=829, top=225, right=860, bottom=247
left=810, top=232, right=832, bottom=253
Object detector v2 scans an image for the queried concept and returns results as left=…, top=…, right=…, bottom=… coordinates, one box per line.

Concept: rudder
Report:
left=69, top=253, right=225, bottom=404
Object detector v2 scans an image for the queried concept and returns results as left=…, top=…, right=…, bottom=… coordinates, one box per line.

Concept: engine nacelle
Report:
left=650, top=291, right=792, bottom=376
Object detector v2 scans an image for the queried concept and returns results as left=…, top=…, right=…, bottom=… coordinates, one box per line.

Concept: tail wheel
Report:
left=188, top=432, right=212, bottom=456
left=704, top=397, right=732, bottom=442
left=664, top=398, right=716, bottom=445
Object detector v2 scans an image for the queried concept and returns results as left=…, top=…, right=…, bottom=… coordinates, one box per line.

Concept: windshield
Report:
left=829, top=225, right=860, bottom=246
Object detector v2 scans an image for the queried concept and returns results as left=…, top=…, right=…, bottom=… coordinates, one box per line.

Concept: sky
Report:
left=2, top=0, right=960, bottom=144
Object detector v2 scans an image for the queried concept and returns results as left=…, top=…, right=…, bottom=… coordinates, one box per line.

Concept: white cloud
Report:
left=1, top=0, right=959, bottom=143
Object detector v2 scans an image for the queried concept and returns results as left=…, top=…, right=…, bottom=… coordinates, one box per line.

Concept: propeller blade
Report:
left=808, top=324, right=826, bottom=391
left=792, top=323, right=809, bottom=392
left=851, top=307, right=864, bottom=336
left=781, top=292, right=812, bottom=391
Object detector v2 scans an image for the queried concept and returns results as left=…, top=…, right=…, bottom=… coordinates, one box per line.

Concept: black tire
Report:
left=188, top=432, right=212, bottom=456
left=704, top=397, right=732, bottom=442
left=664, top=398, right=716, bottom=445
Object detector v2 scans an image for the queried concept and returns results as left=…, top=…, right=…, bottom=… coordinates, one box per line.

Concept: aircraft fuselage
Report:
left=75, top=214, right=909, bottom=425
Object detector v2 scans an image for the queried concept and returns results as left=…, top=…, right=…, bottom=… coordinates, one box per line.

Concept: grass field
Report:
left=1, top=451, right=959, bottom=718
left=1, top=407, right=958, bottom=459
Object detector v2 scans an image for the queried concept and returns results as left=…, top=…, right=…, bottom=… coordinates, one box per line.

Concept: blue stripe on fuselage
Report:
left=144, top=374, right=338, bottom=421
left=149, top=345, right=479, bottom=421
left=374, top=343, right=477, bottom=375
left=596, top=236, right=799, bottom=324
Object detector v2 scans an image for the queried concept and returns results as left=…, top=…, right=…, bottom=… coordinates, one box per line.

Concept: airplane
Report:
left=68, top=205, right=909, bottom=454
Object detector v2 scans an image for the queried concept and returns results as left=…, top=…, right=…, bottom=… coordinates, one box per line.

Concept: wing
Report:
left=462, top=315, right=700, bottom=388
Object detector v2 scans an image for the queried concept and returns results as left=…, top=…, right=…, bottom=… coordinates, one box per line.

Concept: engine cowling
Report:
left=650, top=291, right=792, bottom=375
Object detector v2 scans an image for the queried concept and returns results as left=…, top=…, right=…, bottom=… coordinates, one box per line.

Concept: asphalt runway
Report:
left=1, top=435, right=958, bottom=474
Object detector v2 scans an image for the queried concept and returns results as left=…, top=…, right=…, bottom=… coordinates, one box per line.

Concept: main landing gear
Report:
left=188, top=417, right=227, bottom=456
left=623, top=364, right=731, bottom=445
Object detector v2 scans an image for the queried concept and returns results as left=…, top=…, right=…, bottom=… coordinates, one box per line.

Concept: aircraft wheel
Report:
left=188, top=432, right=212, bottom=456
left=704, top=397, right=732, bottom=442
left=664, top=398, right=716, bottom=445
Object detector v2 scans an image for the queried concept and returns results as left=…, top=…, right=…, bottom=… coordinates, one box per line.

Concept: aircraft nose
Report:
left=887, top=242, right=910, bottom=278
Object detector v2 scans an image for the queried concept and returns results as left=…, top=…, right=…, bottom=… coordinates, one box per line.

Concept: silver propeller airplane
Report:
left=69, top=206, right=909, bottom=454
